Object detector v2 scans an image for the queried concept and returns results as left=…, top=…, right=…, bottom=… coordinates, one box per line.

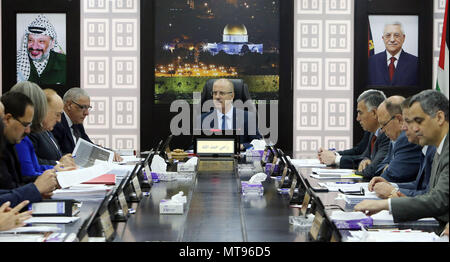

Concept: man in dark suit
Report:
left=367, top=22, right=418, bottom=86
left=29, top=89, right=74, bottom=166
left=0, top=92, right=58, bottom=206
left=375, top=96, right=422, bottom=183
left=52, top=88, right=122, bottom=161
left=355, top=90, right=449, bottom=234
left=200, top=79, right=262, bottom=150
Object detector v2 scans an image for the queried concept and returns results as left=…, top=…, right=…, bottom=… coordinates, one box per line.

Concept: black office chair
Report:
left=200, top=78, right=256, bottom=112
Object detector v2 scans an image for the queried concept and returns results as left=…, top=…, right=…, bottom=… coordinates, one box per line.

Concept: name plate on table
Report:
left=118, top=192, right=129, bottom=217
left=132, top=176, right=142, bottom=198
left=300, top=192, right=311, bottom=217
left=289, top=177, right=297, bottom=199
left=310, top=210, right=325, bottom=241
left=100, top=210, right=115, bottom=241
left=194, top=137, right=237, bottom=157
left=144, top=165, right=153, bottom=184
left=279, top=167, right=289, bottom=186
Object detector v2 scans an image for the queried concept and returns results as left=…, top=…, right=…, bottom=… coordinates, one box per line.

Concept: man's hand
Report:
left=34, top=169, right=58, bottom=194
left=113, top=152, right=123, bottom=162
left=373, top=182, right=396, bottom=199
left=354, top=199, right=389, bottom=216
left=59, top=154, right=76, bottom=168
left=318, top=150, right=336, bottom=165
left=0, top=200, right=33, bottom=231
left=54, top=163, right=76, bottom=172
left=358, top=159, right=372, bottom=172
left=368, top=176, right=389, bottom=191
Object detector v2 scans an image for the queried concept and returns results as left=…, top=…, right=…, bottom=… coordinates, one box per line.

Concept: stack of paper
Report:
left=310, top=168, right=362, bottom=180
left=318, top=182, right=369, bottom=192
left=346, top=230, right=442, bottom=242
left=56, top=164, right=111, bottom=188
left=371, top=210, right=437, bottom=225
left=339, top=191, right=380, bottom=207
left=24, top=217, right=80, bottom=224
left=52, top=184, right=110, bottom=200
left=289, top=158, right=326, bottom=168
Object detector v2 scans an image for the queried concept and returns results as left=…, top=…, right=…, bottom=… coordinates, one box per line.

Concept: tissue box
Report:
left=332, top=217, right=373, bottom=229
left=241, top=181, right=264, bottom=196
left=159, top=200, right=183, bottom=214
left=151, top=172, right=177, bottom=181
left=246, top=150, right=265, bottom=160
left=177, top=163, right=196, bottom=173
left=264, top=163, right=279, bottom=175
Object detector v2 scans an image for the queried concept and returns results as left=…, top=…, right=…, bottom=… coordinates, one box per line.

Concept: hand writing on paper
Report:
left=0, top=200, right=32, bottom=231
left=34, top=169, right=59, bottom=194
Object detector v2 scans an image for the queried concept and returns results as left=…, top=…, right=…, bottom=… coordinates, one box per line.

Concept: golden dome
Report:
left=223, top=24, right=247, bottom=35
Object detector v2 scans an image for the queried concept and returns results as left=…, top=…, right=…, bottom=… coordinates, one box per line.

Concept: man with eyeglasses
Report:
left=201, top=78, right=261, bottom=150
left=52, top=88, right=122, bottom=161
left=373, top=96, right=422, bottom=183
left=0, top=92, right=59, bottom=202
left=367, top=21, right=418, bottom=86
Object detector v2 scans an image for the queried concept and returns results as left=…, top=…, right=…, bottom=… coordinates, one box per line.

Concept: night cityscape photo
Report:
left=154, top=0, right=280, bottom=103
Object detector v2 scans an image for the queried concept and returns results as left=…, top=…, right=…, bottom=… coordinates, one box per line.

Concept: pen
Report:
left=328, top=148, right=336, bottom=151
left=336, top=182, right=356, bottom=184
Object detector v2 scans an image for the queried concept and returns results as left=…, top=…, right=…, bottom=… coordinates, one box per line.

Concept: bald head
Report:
left=43, top=89, right=64, bottom=131
left=378, top=96, right=405, bottom=141
left=212, top=79, right=235, bottom=113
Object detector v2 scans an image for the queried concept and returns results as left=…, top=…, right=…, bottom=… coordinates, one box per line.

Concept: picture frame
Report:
left=1, top=0, right=80, bottom=99
left=353, top=0, right=433, bottom=145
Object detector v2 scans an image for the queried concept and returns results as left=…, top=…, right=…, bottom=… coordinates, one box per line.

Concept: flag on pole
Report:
left=436, top=0, right=449, bottom=98
left=368, top=19, right=375, bottom=57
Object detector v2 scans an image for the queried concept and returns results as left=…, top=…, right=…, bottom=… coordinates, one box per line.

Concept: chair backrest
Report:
left=200, top=78, right=256, bottom=112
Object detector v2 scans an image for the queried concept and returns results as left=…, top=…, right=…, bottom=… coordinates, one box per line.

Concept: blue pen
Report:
left=336, top=182, right=355, bottom=184
left=328, top=148, right=336, bottom=151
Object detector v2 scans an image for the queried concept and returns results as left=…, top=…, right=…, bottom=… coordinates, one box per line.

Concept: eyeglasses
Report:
left=13, top=116, right=32, bottom=128
left=380, top=115, right=396, bottom=131
left=211, top=91, right=233, bottom=97
left=383, top=33, right=403, bottom=39
left=72, top=100, right=92, bottom=111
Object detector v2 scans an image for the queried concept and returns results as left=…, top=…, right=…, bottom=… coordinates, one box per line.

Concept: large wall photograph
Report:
left=154, top=0, right=280, bottom=104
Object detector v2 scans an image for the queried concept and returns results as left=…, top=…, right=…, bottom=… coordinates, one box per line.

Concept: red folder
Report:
left=82, top=174, right=116, bottom=185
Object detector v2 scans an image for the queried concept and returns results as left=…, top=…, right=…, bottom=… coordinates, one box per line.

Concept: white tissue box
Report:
left=241, top=181, right=264, bottom=196
left=159, top=200, right=183, bottom=214
left=154, top=172, right=177, bottom=181
left=177, top=163, right=196, bottom=173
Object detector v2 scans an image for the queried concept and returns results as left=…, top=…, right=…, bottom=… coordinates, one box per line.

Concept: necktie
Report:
left=389, top=57, right=396, bottom=81
left=221, top=115, right=226, bottom=130
left=47, top=131, right=62, bottom=158
left=370, top=135, right=377, bottom=154
left=72, top=124, right=81, bottom=143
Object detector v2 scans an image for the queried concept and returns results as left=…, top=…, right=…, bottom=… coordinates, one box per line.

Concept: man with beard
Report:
left=16, top=14, right=66, bottom=85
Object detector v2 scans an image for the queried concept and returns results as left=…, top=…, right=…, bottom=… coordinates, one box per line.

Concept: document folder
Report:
left=82, top=174, right=116, bottom=185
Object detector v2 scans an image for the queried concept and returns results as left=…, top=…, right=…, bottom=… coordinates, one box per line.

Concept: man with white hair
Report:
left=16, top=14, right=66, bottom=85
left=52, top=88, right=122, bottom=161
left=368, top=21, right=418, bottom=86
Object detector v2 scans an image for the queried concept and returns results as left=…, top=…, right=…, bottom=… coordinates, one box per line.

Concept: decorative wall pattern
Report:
left=81, top=0, right=140, bottom=151
left=293, top=0, right=354, bottom=158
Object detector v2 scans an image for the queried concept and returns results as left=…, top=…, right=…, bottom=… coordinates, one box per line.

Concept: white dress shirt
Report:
left=216, top=105, right=234, bottom=130
left=386, top=50, right=402, bottom=68
left=63, top=111, right=77, bottom=145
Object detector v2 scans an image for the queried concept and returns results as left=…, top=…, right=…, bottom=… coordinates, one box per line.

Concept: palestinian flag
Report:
left=368, top=19, right=375, bottom=57
left=436, top=0, right=449, bottom=98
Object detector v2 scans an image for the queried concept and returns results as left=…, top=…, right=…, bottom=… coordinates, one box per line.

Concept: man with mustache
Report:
left=367, top=21, right=418, bottom=86
left=17, top=14, right=66, bottom=85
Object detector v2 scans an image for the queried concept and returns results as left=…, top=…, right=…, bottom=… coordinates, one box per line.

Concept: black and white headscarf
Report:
left=17, top=14, right=61, bottom=82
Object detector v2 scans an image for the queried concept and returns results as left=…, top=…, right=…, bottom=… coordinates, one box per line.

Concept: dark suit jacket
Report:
left=28, top=131, right=63, bottom=166
left=360, top=131, right=390, bottom=180
left=0, top=142, right=24, bottom=190
left=201, top=108, right=262, bottom=149
left=0, top=183, right=42, bottom=207
left=392, top=132, right=449, bottom=232
left=52, top=113, right=92, bottom=155
left=378, top=131, right=423, bottom=183
left=398, top=146, right=436, bottom=197
left=27, top=51, right=66, bottom=85
left=338, top=131, right=371, bottom=169
left=367, top=50, right=418, bottom=86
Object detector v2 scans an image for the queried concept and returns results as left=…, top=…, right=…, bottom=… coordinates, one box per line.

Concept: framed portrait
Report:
left=353, top=0, right=433, bottom=145
left=2, top=0, right=79, bottom=98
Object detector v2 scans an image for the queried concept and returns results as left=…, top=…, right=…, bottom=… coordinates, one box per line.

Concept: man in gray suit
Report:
left=355, top=90, right=449, bottom=234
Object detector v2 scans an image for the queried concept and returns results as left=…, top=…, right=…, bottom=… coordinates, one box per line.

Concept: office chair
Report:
left=200, top=78, right=256, bottom=112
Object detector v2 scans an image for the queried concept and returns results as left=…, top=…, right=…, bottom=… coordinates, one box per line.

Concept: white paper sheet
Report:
left=0, top=226, right=61, bottom=234
left=56, top=164, right=111, bottom=188
left=72, top=138, right=114, bottom=168
left=24, top=216, right=80, bottom=224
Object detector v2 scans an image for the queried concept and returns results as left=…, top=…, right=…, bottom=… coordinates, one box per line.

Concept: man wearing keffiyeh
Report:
left=17, top=14, right=66, bottom=85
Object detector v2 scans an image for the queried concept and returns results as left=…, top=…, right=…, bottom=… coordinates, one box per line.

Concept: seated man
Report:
left=0, top=92, right=58, bottom=206
left=200, top=79, right=261, bottom=150
left=52, top=88, right=122, bottom=161
left=366, top=97, right=436, bottom=198
left=355, top=90, right=449, bottom=234
left=375, top=96, right=422, bottom=182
